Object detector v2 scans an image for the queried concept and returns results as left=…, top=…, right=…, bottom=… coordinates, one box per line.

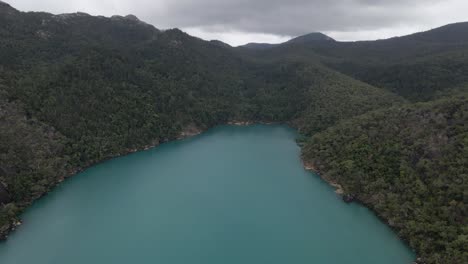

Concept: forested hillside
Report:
left=240, top=22, right=468, bottom=102
left=0, top=87, right=68, bottom=227
left=327, top=48, right=468, bottom=101
left=303, top=94, right=468, bottom=263
left=0, top=0, right=401, bottom=233
left=0, top=1, right=467, bottom=263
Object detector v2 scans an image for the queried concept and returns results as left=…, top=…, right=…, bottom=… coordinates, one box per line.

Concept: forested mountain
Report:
left=303, top=94, right=468, bottom=263
left=0, top=2, right=466, bottom=263
left=239, top=22, right=468, bottom=101
left=240, top=32, right=335, bottom=50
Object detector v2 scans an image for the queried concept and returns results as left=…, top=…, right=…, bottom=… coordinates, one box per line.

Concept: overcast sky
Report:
left=6, top=0, right=468, bottom=46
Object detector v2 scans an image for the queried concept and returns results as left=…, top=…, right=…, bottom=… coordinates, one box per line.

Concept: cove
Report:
left=0, top=125, right=415, bottom=264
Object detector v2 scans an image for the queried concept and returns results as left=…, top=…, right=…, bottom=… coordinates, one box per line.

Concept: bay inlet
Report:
left=0, top=125, right=415, bottom=264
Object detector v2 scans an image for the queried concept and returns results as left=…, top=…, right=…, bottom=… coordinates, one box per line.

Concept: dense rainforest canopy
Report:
left=0, top=2, right=466, bottom=263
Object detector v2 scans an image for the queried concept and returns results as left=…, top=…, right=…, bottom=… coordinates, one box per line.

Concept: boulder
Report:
left=342, top=194, right=355, bottom=203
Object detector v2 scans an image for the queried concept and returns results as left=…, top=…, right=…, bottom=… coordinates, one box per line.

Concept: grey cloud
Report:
left=6, top=0, right=463, bottom=37
left=151, top=0, right=440, bottom=35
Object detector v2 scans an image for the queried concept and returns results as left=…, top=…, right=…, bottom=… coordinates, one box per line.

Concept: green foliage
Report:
left=0, top=5, right=400, bottom=229
left=303, top=95, right=468, bottom=264
left=0, top=88, right=68, bottom=227
left=291, top=65, right=405, bottom=135
left=0, top=3, right=467, bottom=263
left=240, top=22, right=468, bottom=102
left=329, top=49, right=468, bottom=101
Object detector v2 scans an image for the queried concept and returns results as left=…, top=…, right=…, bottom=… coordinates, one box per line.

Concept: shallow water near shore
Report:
left=0, top=125, right=415, bottom=264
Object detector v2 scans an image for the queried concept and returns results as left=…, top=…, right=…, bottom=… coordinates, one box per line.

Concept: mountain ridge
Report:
left=286, top=32, right=335, bottom=44
left=240, top=22, right=468, bottom=49
left=0, top=2, right=467, bottom=264
left=239, top=32, right=335, bottom=49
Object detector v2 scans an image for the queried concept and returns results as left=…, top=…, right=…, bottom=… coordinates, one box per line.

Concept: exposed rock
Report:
left=178, top=125, right=202, bottom=139
left=10, top=220, right=22, bottom=231
left=0, top=219, right=22, bottom=240
left=342, top=194, right=356, bottom=203
left=413, top=257, right=425, bottom=264
left=56, top=12, right=90, bottom=19
left=0, top=222, right=11, bottom=240
left=302, top=160, right=318, bottom=171
left=227, top=120, right=254, bottom=126
left=110, top=14, right=151, bottom=27
left=302, top=160, right=344, bottom=195
left=36, top=30, right=51, bottom=39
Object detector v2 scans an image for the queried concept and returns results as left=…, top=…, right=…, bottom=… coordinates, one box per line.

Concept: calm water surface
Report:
left=0, top=125, right=415, bottom=264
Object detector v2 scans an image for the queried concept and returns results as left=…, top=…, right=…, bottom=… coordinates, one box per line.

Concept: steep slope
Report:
left=286, top=32, right=335, bottom=44
left=303, top=94, right=468, bottom=264
left=291, top=22, right=468, bottom=63
left=0, top=2, right=404, bottom=239
left=1, top=2, right=467, bottom=263
left=287, top=65, right=404, bottom=135
left=407, top=22, right=468, bottom=44
left=329, top=47, right=468, bottom=101
left=240, top=22, right=468, bottom=101
left=0, top=86, right=69, bottom=238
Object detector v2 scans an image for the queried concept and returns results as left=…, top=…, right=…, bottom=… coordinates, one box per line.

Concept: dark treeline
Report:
left=239, top=22, right=468, bottom=102
left=0, top=2, right=467, bottom=263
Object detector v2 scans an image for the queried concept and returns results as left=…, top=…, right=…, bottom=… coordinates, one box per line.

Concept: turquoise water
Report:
left=0, top=125, right=414, bottom=264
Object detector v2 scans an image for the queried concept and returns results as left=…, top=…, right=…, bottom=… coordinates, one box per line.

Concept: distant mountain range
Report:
left=241, top=21, right=468, bottom=48
left=240, top=32, right=335, bottom=49
left=0, top=2, right=467, bottom=263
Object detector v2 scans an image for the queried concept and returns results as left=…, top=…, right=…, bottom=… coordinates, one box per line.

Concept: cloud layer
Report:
left=7, top=0, right=468, bottom=45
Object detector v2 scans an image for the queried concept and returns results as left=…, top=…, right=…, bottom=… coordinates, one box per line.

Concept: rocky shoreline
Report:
left=0, top=124, right=206, bottom=241
left=0, top=121, right=259, bottom=240
left=302, top=160, right=345, bottom=195
left=227, top=120, right=278, bottom=126
left=0, top=122, right=423, bottom=263
left=0, top=120, right=269, bottom=240
left=0, top=220, right=21, bottom=240
left=300, top=158, right=422, bottom=264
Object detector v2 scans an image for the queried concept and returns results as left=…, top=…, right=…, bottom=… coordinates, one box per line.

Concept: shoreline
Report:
left=0, top=122, right=422, bottom=263
left=0, top=124, right=206, bottom=241
left=300, top=157, right=421, bottom=264
left=0, top=121, right=273, bottom=240
left=302, top=160, right=344, bottom=195
left=0, top=121, right=260, bottom=240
